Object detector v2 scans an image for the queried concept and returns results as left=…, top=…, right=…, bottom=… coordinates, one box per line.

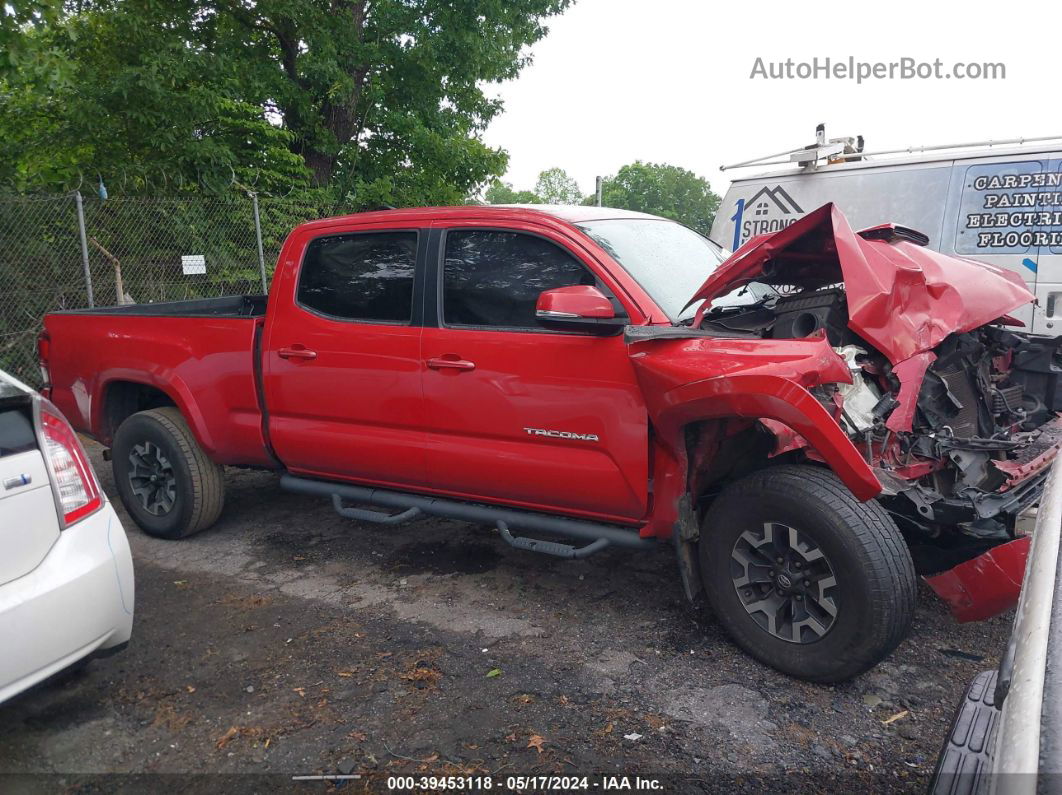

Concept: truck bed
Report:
left=49, top=295, right=267, bottom=319
left=43, top=297, right=273, bottom=468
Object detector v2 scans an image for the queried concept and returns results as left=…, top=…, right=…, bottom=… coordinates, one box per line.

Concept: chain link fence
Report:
left=0, top=191, right=338, bottom=386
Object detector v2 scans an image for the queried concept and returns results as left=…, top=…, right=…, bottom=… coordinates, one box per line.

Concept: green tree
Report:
left=534, top=167, right=583, bottom=204
left=1, top=1, right=60, bottom=73
left=0, top=0, right=571, bottom=204
left=484, top=180, right=541, bottom=204
left=601, top=161, right=720, bottom=235
left=0, top=5, right=309, bottom=193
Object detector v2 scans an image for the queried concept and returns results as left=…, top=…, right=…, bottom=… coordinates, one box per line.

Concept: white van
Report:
left=711, top=135, right=1062, bottom=335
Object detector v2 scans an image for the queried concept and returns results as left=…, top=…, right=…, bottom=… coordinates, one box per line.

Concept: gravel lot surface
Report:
left=0, top=443, right=1014, bottom=792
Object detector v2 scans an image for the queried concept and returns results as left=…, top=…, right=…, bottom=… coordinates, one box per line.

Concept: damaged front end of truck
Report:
left=636, top=203, right=1062, bottom=622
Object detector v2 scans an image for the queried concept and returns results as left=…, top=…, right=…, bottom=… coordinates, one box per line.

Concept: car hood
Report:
left=685, top=203, right=1035, bottom=364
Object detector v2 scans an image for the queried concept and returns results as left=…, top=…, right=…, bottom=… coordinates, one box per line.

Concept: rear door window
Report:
left=297, top=231, right=418, bottom=323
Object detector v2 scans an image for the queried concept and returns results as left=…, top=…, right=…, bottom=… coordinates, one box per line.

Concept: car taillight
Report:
left=37, top=329, right=51, bottom=397
left=37, top=401, right=102, bottom=527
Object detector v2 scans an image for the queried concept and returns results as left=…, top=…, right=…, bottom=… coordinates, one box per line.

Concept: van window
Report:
left=1053, top=161, right=1062, bottom=255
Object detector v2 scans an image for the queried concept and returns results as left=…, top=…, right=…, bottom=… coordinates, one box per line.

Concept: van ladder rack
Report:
left=720, top=124, right=1062, bottom=172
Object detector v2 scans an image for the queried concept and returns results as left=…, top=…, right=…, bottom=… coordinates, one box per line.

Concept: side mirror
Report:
left=535, top=286, right=628, bottom=335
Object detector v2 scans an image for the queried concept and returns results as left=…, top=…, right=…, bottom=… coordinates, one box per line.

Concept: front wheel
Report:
left=698, top=465, right=916, bottom=682
left=111, top=407, right=225, bottom=539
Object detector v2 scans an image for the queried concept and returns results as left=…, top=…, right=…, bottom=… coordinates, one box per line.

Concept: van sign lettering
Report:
left=731, top=186, right=805, bottom=248
left=959, top=163, right=1062, bottom=255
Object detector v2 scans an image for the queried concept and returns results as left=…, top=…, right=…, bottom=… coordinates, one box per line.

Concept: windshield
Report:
left=576, top=219, right=727, bottom=321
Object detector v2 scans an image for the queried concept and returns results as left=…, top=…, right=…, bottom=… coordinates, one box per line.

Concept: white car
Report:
left=0, top=368, right=134, bottom=703
left=930, top=453, right=1062, bottom=793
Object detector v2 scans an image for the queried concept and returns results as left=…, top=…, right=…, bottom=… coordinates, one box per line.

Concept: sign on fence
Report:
left=181, top=254, right=206, bottom=275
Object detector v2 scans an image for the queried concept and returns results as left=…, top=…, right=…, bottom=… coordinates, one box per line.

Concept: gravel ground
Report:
left=0, top=442, right=1014, bottom=792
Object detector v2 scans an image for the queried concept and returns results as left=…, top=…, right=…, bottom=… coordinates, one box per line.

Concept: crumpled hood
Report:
left=686, top=203, right=1035, bottom=364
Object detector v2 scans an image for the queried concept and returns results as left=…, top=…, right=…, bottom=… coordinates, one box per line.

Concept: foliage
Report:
left=600, top=161, right=720, bottom=235
left=533, top=167, right=583, bottom=204
left=484, top=164, right=719, bottom=235
left=483, top=179, right=542, bottom=205
left=0, top=0, right=571, bottom=205
left=483, top=167, right=584, bottom=205
left=0, top=4, right=310, bottom=193
left=0, top=1, right=61, bottom=74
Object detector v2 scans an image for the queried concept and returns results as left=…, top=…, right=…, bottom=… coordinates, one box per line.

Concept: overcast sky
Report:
left=483, top=0, right=1058, bottom=197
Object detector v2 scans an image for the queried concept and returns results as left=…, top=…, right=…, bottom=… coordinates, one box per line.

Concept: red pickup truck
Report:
left=39, top=203, right=1062, bottom=682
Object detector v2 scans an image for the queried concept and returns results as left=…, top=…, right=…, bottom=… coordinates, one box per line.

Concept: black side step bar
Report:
left=496, top=521, right=610, bottom=559
left=332, top=495, right=422, bottom=525
left=281, top=474, right=655, bottom=553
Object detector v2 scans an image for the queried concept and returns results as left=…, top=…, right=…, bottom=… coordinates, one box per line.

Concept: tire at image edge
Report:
left=111, top=407, right=225, bottom=539
left=698, top=464, right=917, bottom=683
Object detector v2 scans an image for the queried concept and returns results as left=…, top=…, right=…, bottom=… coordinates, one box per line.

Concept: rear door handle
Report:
left=427, top=356, right=476, bottom=371
left=277, top=346, right=318, bottom=361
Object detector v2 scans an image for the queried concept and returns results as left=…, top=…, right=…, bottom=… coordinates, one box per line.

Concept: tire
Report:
left=111, top=407, right=225, bottom=539
left=698, top=464, right=916, bottom=683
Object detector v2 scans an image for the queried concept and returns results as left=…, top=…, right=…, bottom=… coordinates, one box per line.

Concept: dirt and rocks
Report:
left=0, top=443, right=1013, bottom=792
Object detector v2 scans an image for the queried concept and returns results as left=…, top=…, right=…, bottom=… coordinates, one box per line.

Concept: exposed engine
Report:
left=701, top=285, right=1062, bottom=571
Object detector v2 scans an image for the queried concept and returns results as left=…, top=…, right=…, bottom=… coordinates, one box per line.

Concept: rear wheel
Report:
left=698, top=465, right=916, bottom=682
left=112, top=407, right=225, bottom=539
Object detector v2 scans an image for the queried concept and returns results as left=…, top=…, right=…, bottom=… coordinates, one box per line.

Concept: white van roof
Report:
left=729, top=142, right=1062, bottom=184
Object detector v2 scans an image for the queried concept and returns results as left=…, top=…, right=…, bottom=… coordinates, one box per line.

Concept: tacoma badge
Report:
left=524, top=427, right=600, bottom=442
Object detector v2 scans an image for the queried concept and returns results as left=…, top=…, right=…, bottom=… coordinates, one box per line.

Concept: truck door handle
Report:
left=427, top=356, right=476, bottom=372
left=278, top=346, right=318, bottom=361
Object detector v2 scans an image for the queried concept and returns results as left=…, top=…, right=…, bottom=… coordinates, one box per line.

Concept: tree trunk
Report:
left=304, top=150, right=335, bottom=187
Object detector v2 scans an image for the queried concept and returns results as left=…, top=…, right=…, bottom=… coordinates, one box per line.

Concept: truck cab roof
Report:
left=293, top=204, right=666, bottom=234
